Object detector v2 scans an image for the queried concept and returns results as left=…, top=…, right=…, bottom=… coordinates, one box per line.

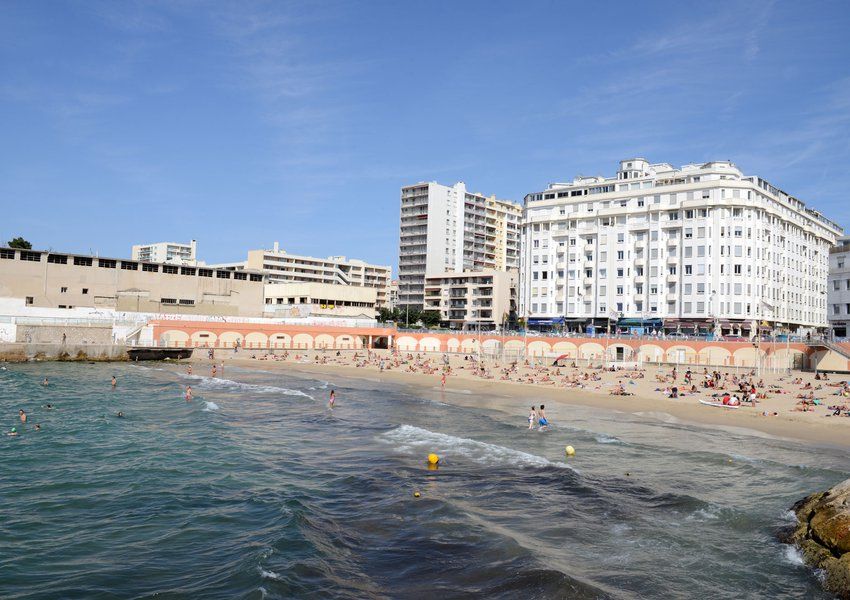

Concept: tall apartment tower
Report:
left=398, top=181, right=520, bottom=309
left=520, top=158, right=842, bottom=334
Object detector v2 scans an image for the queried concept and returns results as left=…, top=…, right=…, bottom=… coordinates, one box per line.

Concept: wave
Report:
left=782, top=545, right=805, bottom=567
left=595, top=434, right=623, bottom=445
left=379, top=425, right=575, bottom=471
left=180, top=374, right=313, bottom=399
left=203, top=401, right=219, bottom=412
left=258, top=566, right=283, bottom=581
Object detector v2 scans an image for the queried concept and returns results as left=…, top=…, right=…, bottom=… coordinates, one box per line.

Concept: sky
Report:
left=2, top=0, right=850, bottom=270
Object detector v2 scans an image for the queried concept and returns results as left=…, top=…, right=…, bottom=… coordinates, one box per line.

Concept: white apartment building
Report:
left=211, top=243, right=392, bottom=308
left=520, top=158, right=842, bottom=335
left=131, top=240, right=197, bottom=265
left=424, top=270, right=517, bottom=330
left=398, top=181, right=520, bottom=308
left=829, top=236, right=850, bottom=338
left=263, top=282, right=378, bottom=319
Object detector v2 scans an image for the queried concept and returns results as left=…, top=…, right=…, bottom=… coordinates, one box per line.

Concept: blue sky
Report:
left=2, top=1, right=849, bottom=269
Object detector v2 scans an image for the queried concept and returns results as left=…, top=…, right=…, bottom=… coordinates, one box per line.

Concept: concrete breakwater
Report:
left=0, top=342, right=128, bottom=362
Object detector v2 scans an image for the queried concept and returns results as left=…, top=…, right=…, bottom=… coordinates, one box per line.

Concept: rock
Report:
left=784, top=479, right=850, bottom=598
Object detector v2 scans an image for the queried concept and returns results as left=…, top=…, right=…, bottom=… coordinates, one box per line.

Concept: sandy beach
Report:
left=187, top=348, right=850, bottom=450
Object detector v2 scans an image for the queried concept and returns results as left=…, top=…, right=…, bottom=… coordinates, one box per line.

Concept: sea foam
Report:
left=181, top=374, right=313, bottom=399
left=380, top=424, right=575, bottom=471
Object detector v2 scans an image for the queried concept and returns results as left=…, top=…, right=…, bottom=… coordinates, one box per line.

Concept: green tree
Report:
left=420, top=310, right=441, bottom=328
left=7, top=237, right=32, bottom=249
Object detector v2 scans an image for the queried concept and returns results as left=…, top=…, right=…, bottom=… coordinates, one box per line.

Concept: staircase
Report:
left=807, top=339, right=850, bottom=360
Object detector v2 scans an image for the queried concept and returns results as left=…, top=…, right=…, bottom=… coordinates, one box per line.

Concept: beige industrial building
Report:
left=424, top=270, right=517, bottom=330
left=0, top=246, right=266, bottom=317
left=263, top=282, right=378, bottom=319
left=211, top=242, right=392, bottom=308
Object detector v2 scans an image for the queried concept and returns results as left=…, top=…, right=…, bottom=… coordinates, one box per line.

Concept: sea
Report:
left=1, top=361, right=847, bottom=599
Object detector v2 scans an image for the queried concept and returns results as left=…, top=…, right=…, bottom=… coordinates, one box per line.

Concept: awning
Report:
left=529, top=317, right=565, bottom=325
left=617, top=318, right=663, bottom=327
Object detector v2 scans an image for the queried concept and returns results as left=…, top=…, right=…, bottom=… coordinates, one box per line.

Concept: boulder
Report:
left=784, top=479, right=850, bottom=598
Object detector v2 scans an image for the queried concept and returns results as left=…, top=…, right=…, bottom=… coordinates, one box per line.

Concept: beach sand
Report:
left=188, top=348, right=850, bottom=449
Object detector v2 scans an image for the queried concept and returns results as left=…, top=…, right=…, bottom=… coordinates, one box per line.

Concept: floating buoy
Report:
left=427, top=453, right=440, bottom=465
left=565, top=445, right=576, bottom=457
left=413, top=491, right=421, bottom=498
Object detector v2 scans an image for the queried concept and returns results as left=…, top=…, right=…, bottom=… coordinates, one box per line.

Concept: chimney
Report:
left=273, top=241, right=279, bottom=252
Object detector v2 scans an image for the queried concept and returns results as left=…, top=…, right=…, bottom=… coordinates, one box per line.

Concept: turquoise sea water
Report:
left=1, top=361, right=847, bottom=599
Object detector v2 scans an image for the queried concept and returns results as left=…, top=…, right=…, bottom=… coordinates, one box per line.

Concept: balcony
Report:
left=583, top=277, right=594, bottom=286
left=666, top=274, right=678, bottom=283
left=666, top=255, right=679, bottom=263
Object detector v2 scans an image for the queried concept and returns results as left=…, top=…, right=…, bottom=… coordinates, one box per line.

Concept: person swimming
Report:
left=35, top=423, right=41, bottom=431
left=42, top=377, right=48, bottom=386
left=45, top=404, right=53, bottom=410
left=111, top=376, right=117, bottom=388
left=117, top=411, right=124, bottom=418
left=7, top=427, right=18, bottom=436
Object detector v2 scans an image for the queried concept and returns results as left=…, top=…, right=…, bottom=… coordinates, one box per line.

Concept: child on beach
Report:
left=528, top=406, right=536, bottom=429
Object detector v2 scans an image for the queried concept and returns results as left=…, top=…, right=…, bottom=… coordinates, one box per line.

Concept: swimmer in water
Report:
left=329, top=389, right=336, bottom=408
left=7, top=427, right=18, bottom=436
left=185, top=386, right=193, bottom=401
left=19, top=409, right=27, bottom=423
left=111, top=376, right=117, bottom=388
left=45, top=404, right=53, bottom=410
left=35, top=423, right=41, bottom=431
left=42, top=377, right=49, bottom=386
left=528, top=406, right=536, bottom=430
left=117, top=411, right=124, bottom=418
left=211, top=365, right=217, bottom=377
left=187, top=365, right=192, bottom=375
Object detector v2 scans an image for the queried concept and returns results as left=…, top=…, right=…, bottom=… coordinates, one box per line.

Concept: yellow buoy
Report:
left=413, top=491, right=421, bottom=498
left=565, top=445, right=576, bottom=456
left=427, top=453, right=440, bottom=465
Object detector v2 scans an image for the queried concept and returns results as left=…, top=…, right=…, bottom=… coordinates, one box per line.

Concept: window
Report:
left=198, top=269, right=213, bottom=278
left=160, top=298, right=177, bottom=304
left=20, top=251, right=42, bottom=262
left=163, top=265, right=178, bottom=274
left=0, top=248, right=14, bottom=259
left=73, top=256, right=92, bottom=267
left=179, top=299, right=195, bottom=305
left=234, top=272, right=248, bottom=281
left=142, top=263, right=159, bottom=273
left=82, top=288, right=89, bottom=295
left=216, top=270, right=231, bottom=279
left=98, top=259, right=116, bottom=269
left=250, top=274, right=263, bottom=282
left=47, top=254, right=68, bottom=264
left=181, top=267, right=196, bottom=276
left=617, top=250, right=624, bottom=260
left=60, top=287, right=68, bottom=293
left=26, top=296, right=34, bottom=305
left=121, top=261, right=138, bottom=270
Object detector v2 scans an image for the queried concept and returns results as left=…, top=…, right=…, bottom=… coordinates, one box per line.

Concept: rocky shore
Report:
left=783, top=479, right=850, bottom=598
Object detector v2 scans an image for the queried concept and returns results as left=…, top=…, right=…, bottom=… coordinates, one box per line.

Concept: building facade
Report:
left=263, top=282, right=378, bottom=319
left=398, top=181, right=520, bottom=309
left=211, top=242, right=391, bottom=308
left=520, top=158, right=842, bottom=335
left=829, top=236, right=850, bottom=338
left=131, top=240, right=198, bottom=265
left=423, top=270, right=517, bottom=330
left=0, top=246, right=265, bottom=317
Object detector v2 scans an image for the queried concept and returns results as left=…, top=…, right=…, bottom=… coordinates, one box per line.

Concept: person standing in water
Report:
left=211, top=364, right=217, bottom=377
left=528, top=406, right=536, bottom=430
left=42, top=377, right=49, bottom=386
left=441, top=373, right=446, bottom=388
left=537, top=405, right=549, bottom=429
left=185, top=386, right=193, bottom=401
left=329, top=389, right=336, bottom=408
left=187, top=365, right=192, bottom=375
left=111, top=376, right=117, bottom=388
left=19, top=409, right=27, bottom=423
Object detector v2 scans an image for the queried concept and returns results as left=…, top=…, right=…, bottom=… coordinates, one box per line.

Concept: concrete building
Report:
left=263, top=282, right=378, bottom=319
left=829, top=236, right=850, bottom=338
left=131, top=240, right=197, bottom=265
left=387, top=279, right=399, bottom=309
left=423, top=270, right=517, bottom=330
left=212, top=243, right=391, bottom=308
left=0, top=246, right=265, bottom=317
left=520, top=158, right=843, bottom=335
left=398, top=181, right=520, bottom=309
